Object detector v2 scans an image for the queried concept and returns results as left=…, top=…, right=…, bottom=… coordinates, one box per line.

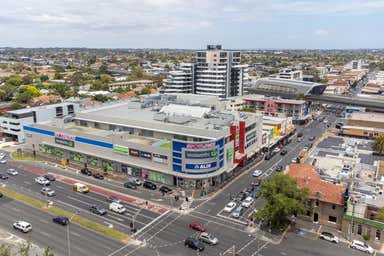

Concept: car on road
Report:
left=6, top=169, right=18, bottom=176
left=308, top=136, right=316, bottom=141
left=185, top=237, right=204, bottom=251
left=306, top=143, right=313, bottom=148
left=252, top=169, right=263, bottom=177
left=109, top=202, right=126, bottom=214
left=35, top=176, right=50, bottom=185
left=123, top=181, right=137, bottom=189
left=40, top=187, right=56, bottom=197
left=73, top=183, right=89, bottom=193
left=273, top=147, right=280, bottom=153
left=0, top=192, right=3, bottom=198
left=291, top=157, right=298, bottom=163
left=80, top=168, right=92, bottom=176
left=232, top=206, right=244, bottom=218
left=129, top=177, right=142, bottom=186
left=90, top=205, right=107, bottom=215
left=264, top=154, right=272, bottom=160
left=13, top=221, right=32, bottom=233
left=199, top=232, right=218, bottom=245
left=236, top=191, right=247, bottom=201
left=303, top=147, right=309, bottom=152
left=350, top=240, right=374, bottom=254
left=159, top=186, right=172, bottom=194
left=43, top=174, right=55, bottom=181
left=189, top=221, right=207, bottom=232
left=251, top=179, right=261, bottom=187
left=0, top=173, right=9, bottom=180
left=143, top=181, right=157, bottom=190
left=319, top=232, right=339, bottom=243
left=241, top=196, right=254, bottom=208
left=93, top=173, right=104, bottom=180
left=106, top=196, right=122, bottom=204
left=280, top=149, right=288, bottom=155
left=53, top=216, right=69, bottom=225
left=0, top=159, right=7, bottom=164
left=275, top=165, right=283, bottom=172
left=245, top=185, right=254, bottom=194
left=223, top=201, right=237, bottom=213
left=297, top=137, right=303, bottom=142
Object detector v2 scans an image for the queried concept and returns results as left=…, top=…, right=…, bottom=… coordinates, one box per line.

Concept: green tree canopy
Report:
left=373, top=135, right=384, bottom=155
left=5, top=76, right=23, bottom=87
left=254, top=173, right=308, bottom=229
left=50, top=83, right=70, bottom=98
left=40, top=75, right=49, bottom=82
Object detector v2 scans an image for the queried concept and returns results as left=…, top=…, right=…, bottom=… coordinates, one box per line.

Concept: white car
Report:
left=35, top=176, right=50, bottom=186
left=199, top=232, right=218, bottom=245
left=273, top=147, right=280, bottom=153
left=319, top=232, right=339, bottom=243
left=109, top=202, right=126, bottom=214
left=241, top=197, right=254, bottom=208
left=223, top=201, right=237, bottom=213
left=0, top=159, right=7, bottom=164
left=252, top=170, right=263, bottom=177
left=41, top=187, right=56, bottom=197
left=13, top=221, right=32, bottom=233
left=350, top=240, right=374, bottom=254
left=291, top=158, right=298, bottom=163
left=6, top=169, right=18, bottom=176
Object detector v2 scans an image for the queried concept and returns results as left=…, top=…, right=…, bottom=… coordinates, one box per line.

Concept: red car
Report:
left=189, top=222, right=207, bottom=232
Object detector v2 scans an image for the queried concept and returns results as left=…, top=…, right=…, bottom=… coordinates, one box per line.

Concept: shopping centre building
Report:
left=23, top=94, right=262, bottom=190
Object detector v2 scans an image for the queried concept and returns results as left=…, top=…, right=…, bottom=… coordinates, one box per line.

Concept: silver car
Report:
left=6, top=169, right=18, bottom=176
left=232, top=206, right=244, bottom=218
left=199, top=232, right=218, bottom=245
left=41, top=187, right=56, bottom=197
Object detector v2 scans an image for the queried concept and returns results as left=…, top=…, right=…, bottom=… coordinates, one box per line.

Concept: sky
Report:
left=0, top=0, right=383, bottom=49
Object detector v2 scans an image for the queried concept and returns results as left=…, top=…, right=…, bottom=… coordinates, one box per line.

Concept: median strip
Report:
left=0, top=187, right=130, bottom=243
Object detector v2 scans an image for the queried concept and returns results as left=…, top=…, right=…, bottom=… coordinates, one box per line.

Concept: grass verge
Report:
left=0, top=187, right=129, bottom=243
left=10, top=151, right=38, bottom=161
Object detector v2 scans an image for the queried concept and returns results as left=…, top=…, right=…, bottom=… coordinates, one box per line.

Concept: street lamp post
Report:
left=349, top=198, right=356, bottom=242
left=67, top=211, right=79, bottom=256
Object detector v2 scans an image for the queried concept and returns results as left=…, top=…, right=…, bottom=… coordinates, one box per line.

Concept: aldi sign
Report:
left=186, top=162, right=217, bottom=170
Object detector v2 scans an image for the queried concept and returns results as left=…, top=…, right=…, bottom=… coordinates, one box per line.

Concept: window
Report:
left=328, top=216, right=337, bottom=223
left=79, top=120, right=87, bottom=127
left=376, top=229, right=381, bottom=241
left=315, top=200, right=319, bottom=207
left=56, top=106, right=63, bottom=117
left=332, top=205, right=336, bottom=210
left=357, top=224, right=362, bottom=235
left=67, top=104, right=74, bottom=114
left=306, top=210, right=311, bottom=216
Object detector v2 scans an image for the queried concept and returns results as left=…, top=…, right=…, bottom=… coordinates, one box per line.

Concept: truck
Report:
left=73, top=183, right=89, bottom=193
left=109, top=202, right=126, bottom=214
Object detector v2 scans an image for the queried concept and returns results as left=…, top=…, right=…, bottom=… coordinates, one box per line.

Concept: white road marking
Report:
left=23, top=181, right=32, bottom=185
left=134, top=210, right=170, bottom=237
left=250, top=242, right=269, bottom=256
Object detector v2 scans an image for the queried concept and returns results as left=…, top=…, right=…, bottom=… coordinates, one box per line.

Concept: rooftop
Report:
left=349, top=112, right=384, bottom=122
left=288, top=163, right=345, bottom=205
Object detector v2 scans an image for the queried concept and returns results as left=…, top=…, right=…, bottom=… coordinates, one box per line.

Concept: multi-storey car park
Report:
left=23, top=94, right=262, bottom=191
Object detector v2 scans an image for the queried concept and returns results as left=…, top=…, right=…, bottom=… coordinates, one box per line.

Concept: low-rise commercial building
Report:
left=23, top=94, right=263, bottom=191
left=0, top=102, right=79, bottom=142
left=108, top=80, right=156, bottom=91
left=341, top=112, right=384, bottom=139
left=288, top=163, right=346, bottom=229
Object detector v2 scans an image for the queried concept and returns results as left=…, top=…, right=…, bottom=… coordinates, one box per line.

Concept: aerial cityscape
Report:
left=1, top=1, right=384, bottom=256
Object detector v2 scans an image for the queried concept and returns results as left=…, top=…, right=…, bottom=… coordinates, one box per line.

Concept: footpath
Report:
left=0, top=228, right=45, bottom=256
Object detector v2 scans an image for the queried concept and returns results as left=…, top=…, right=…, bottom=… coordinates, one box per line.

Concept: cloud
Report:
left=315, top=29, right=329, bottom=36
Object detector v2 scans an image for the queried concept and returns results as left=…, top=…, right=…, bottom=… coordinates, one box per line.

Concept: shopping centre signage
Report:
left=55, top=132, right=75, bottom=141
left=186, top=142, right=216, bottom=150
left=113, top=145, right=128, bottom=155
left=55, top=137, right=75, bottom=147
left=152, top=153, right=168, bottom=164
left=185, top=162, right=217, bottom=170
left=185, top=149, right=218, bottom=159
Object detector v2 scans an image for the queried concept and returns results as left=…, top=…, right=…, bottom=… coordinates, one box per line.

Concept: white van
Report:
left=109, top=202, right=126, bottom=214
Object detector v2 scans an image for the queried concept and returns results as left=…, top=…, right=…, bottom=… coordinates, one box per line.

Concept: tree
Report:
left=50, top=83, right=70, bottom=98
left=18, top=239, right=31, bottom=256
left=40, top=75, right=49, bottom=82
left=70, top=71, right=84, bottom=87
left=377, top=208, right=384, bottom=222
left=0, top=84, right=17, bottom=101
left=15, top=90, right=33, bottom=104
left=100, top=74, right=112, bottom=84
left=98, top=63, right=109, bottom=75
left=254, top=173, right=308, bottom=229
left=6, top=76, right=23, bottom=87
left=93, top=94, right=111, bottom=102
left=0, top=244, right=11, bottom=256
left=42, top=247, right=55, bottom=256
left=24, top=85, right=41, bottom=97
left=54, top=72, right=63, bottom=80
left=373, top=135, right=384, bottom=155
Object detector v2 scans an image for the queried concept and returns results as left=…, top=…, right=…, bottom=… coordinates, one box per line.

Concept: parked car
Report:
left=264, top=154, right=272, bottom=160
left=306, top=143, right=313, bottom=148
left=308, top=136, right=316, bottom=141
left=53, top=216, right=69, bottom=225
left=297, top=137, right=303, bottom=142
left=129, top=178, right=142, bottom=186
left=251, top=179, right=261, bottom=187
left=106, top=196, right=121, bottom=204
left=0, top=173, right=9, bottom=180
left=241, top=196, right=254, bottom=208
left=6, top=169, right=18, bottom=176
left=319, top=232, right=339, bottom=243
left=189, top=221, right=207, bottom=232
left=223, top=201, right=237, bottom=213
left=159, top=186, right=172, bottom=194
left=280, top=149, right=288, bottom=155
left=232, top=206, right=244, bottom=218
left=297, top=132, right=303, bottom=137
left=185, top=237, right=204, bottom=251
left=252, top=170, right=263, bottom=177
left=123, top=181, right=137, bottom=190
left=291, top=157, right=298, bottom=163
left=35, top=176, right=50, bottom=185
left=43, top=174, right=55, bottom=181
left=273, top=147, right=280, bottom=153
left=93, top=173, right=104, bottom=180
left=80, top=168, right=92, bottom=176
left=350, top=240, right=374, bottom=254
left=236, top=192, right=247, bottom=201
left=275, top=165, right=283, bottom=172
left=143, top=181, right=157, bottom=190
left=90, top=205, right=107, bottom=215
left=199, top=232, right=218, bottom=245
left=40, top=187, right=56, bottom=197
left=13, top=221, right=32, bottom=233
left=245, top=185, right=254, bottom=194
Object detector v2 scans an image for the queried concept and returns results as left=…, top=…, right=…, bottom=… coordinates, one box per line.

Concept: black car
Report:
left=280, top=149, right=288, bottom=155
left=53, top=216, right=69, bottom=225
left=159, top=186, right=172, bottom=194
left=306, top=143, right=313, bottom=148
left=0, top=192, right=3, bottom=198
left=93, top=173, right=104, bottom=180
left=308, top=136, right=316, bottom=141
left=43, top=174, right=56, bottom=182
left=90, top=205, right=107, bottom=215
left=275, top=165, right=283, bottom=172
left=0, top=174, right=9, bottom=180
left=264, top=154, right=272, bottom=161
left=245, top=186, right=254, bottom=194
left=236, top=191, right=247, bottom=201
left=143, top=181, right=157, bottom=190
left=123, top=181, right=137, bottom=190
left=297, top=132, right=303, bottom=137
left=80, top=168, right=92, bottom=176
left=185, top=237, right=204, bottom=251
